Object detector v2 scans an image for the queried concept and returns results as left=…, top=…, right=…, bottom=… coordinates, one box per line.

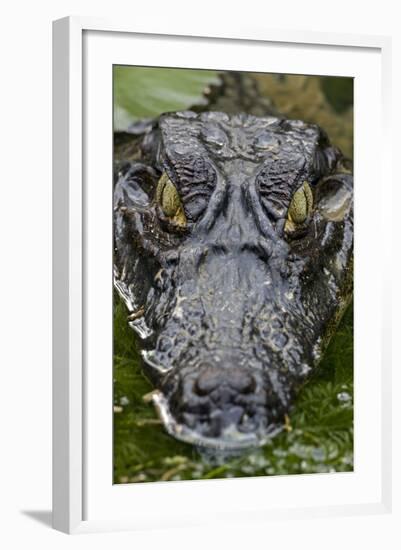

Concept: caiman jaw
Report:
left=147, top=390, right=283, bottom=450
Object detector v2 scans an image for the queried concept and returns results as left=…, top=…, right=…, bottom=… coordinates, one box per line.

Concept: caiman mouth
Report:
left=146, top=389, right=284, bottom=450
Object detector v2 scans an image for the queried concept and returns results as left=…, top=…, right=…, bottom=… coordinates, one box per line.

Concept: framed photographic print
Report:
left=52, top=17, right=392, bottom=534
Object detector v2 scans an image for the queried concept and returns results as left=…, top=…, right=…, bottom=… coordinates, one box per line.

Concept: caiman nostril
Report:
left=229, top=369, right=256, bottom=394
left=194, top=366, right=224, bottom=396
left=194, top=366, right=256, bottom=396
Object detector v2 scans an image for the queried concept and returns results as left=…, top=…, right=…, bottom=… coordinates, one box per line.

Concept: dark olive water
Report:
left=113, top=69, right=354, bottom=483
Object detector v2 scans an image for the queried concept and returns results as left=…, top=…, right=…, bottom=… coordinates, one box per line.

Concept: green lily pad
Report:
left=113, top=66, right=220, bottom=129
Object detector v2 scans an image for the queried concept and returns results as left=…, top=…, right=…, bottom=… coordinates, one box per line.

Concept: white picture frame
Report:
left=52, top=16, right=392, bottom=534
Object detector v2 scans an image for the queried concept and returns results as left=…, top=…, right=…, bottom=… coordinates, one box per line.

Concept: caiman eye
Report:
left=156, top=172, right=187, bottom=228
left=285, top=181, right=313, bottom=233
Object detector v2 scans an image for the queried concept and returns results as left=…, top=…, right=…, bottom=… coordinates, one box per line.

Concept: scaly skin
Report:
left=114, top=102, right=353, bottom=450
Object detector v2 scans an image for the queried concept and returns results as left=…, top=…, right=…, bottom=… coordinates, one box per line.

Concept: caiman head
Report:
left=114, top=111, right=353, bottom=450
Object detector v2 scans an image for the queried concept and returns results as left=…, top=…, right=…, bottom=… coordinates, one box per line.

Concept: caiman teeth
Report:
left=142, top=389, right=161, bottom=403
left=127, top=306, right=145, bottom=321
left=141, top=350, right=173, bottom=374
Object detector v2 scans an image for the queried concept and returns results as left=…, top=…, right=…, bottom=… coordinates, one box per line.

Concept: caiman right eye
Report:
left=285, top=181, right=313, bottom=233
left=156, top=172, right=187, bottom=228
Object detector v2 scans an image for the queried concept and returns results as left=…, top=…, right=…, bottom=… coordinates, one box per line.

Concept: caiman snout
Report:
left=152, top=363, right=285, bottom=449
left=193, top=366, right=259, bottom=437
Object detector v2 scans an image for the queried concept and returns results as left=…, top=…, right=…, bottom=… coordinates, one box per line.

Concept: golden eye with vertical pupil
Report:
left=156, top=172, right=187, bottom=228
left=285, top=181, right=313, bottom=232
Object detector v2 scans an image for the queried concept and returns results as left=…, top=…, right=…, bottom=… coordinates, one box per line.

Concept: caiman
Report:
left=113, top=73, right=353, bottom=450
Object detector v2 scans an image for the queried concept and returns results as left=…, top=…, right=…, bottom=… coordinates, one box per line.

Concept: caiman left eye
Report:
left=156, top=172, right=187, bottom=228
left=285, top=181, right=313, bottom=233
